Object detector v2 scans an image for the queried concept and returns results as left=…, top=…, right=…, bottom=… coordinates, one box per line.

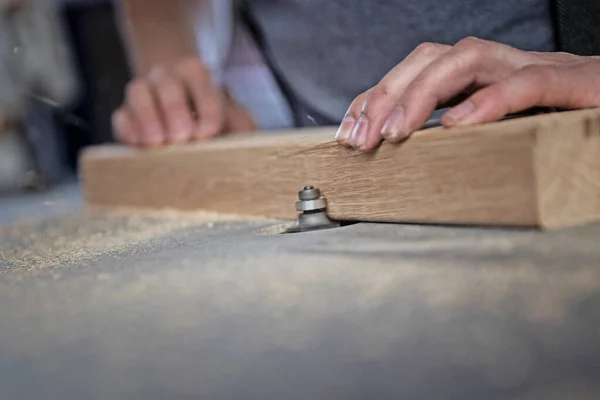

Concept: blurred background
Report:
left=0, top=0, right=129, bottom=193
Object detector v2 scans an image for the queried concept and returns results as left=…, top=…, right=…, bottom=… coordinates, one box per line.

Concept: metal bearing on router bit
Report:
left=285, top=186, right=340, bottom=233
left=295, top=186, right=327, bottom=212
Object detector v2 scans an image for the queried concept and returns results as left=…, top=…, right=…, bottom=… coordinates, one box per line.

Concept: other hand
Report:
left=336, top=37, right=600, bottom=151
left=113, top=57, right=255, bottom=147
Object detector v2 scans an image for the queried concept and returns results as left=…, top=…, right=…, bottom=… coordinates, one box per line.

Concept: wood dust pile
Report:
left=0, top=209, right=258, bottom=273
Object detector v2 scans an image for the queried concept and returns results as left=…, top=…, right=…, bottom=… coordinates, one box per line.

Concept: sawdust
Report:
left=254, top=222, right=295, bottom=235
left=0, top=208, right=264, bottom=273
left=1, top=219, right=600, bottom=397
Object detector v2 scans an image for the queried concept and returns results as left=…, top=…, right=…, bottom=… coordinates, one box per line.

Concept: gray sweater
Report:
left=245, top=0, right=556, bottom=125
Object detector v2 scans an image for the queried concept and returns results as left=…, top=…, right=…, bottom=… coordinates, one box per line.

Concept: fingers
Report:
left=442, top=65, right=551, bottom=126
left=149, top=68, right=195, bottom=144
left=113, top=57, right=229, bottom=147
left=112, top=107, right=139, bottom=145
left=120, top=74, right=194, bottom=147
left=124, top=80, right=165, bottom=147
left=442, top=63, right=600, bottom=126
left=335, top=92, right=367, bottom=147
left=396, top=38, right=524, bottom=137
left=174, top=58, right=225, bottom=139
left=338, top=37, right=539, bottom=151
left=336, top=42, right=450, bottom=150
left=364, top=42, right=451, bottom=148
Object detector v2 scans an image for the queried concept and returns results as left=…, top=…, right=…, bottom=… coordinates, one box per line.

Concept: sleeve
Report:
left=193, top=0, right=234, bottom=86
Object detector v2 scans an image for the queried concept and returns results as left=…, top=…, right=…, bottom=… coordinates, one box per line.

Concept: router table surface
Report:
left=1, top=183, right=600, bottom=399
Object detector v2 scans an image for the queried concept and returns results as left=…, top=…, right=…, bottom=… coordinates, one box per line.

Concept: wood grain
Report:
left=80, top=108, right=600, bottom=229
left=535, top=109, right=600, bottom=228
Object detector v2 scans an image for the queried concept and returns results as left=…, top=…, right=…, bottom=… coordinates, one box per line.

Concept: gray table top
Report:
left=1, top=184, right=599, bottom=399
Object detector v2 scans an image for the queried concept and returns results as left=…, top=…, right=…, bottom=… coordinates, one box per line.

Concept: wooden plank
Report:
left=80, top=108, right=600, bottom=228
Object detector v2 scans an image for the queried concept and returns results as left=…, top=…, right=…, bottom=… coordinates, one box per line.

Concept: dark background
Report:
left=59, top=0, right=130, bottom=171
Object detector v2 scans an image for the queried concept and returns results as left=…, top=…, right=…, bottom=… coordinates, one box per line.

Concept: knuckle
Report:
left=456, top=36, right=483, bottom=48
left=455, top=36, right=488, bottom=56
left=151, top=70, right=176, bottom=86
left=452, top=37, right=490, bottom=69
left=178, top=57, right=208, bottom=77
left=365, top=86, right=389, bottom=103
left=345, top=91, right=368, bottom=117
left=125, top=80, right=149, bottom=101
left=352, top=91, right=369, bottom=104
left=157, top=77, right=184, bottom=100
left=413, top=42, right=443, bottom=57
left=362, top=86, right=390, bottom=114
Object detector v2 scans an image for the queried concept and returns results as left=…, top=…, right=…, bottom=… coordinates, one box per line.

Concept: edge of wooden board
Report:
left=534, top=108, right=600, bottom=229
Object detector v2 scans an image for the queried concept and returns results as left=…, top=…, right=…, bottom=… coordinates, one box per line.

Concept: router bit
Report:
left=285, top=186, right=340, bottom=233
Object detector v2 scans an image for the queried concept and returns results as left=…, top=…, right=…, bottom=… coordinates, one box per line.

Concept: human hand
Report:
left=336, top=37, right=600, bottom=151
left=112, top=57, right=255, bottom=147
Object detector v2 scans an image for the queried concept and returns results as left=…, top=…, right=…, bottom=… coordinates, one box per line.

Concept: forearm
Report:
left=116, top=0, right=201, bottom=76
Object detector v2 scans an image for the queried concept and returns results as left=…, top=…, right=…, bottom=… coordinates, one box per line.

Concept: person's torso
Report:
left=245, top=0, right=556, bottom=124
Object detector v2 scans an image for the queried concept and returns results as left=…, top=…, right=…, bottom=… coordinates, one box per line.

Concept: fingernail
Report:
left=351, top=113, right=369, bottom=148
left=445, top=100, right=475, bottom=123
left=335, top=115, right=356, bottom=143
left=381, top=106, right=405, bottom=141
